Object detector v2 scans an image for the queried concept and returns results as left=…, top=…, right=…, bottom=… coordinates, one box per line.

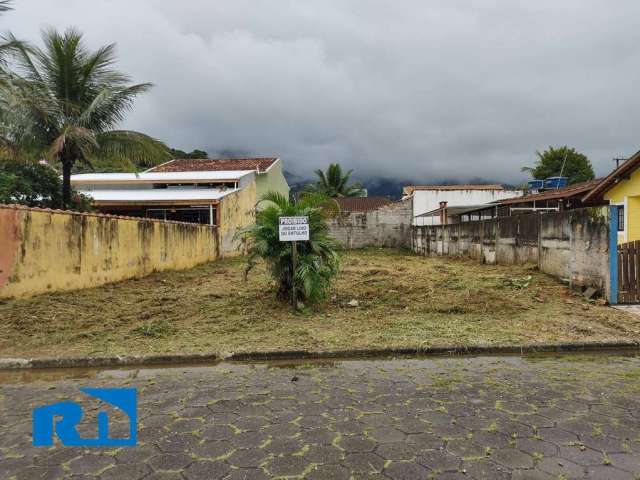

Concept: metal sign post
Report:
left=279, top=216, right=309, bottom=308
left=291, top=240, right=297, bottom=308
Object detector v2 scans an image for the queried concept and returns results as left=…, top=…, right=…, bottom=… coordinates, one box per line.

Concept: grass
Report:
left=0, top=248, right=639, bottom=359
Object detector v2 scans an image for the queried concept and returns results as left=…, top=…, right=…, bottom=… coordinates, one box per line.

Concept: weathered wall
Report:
left=0, top=205, right=219, bottom=299
left=218, top=180, right=257, bottom=255
left=328, top=199, right=413, bottom=249
left=412, top=207, right=610, bottom=296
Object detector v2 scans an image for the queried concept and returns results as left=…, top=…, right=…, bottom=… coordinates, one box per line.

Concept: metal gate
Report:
left=618, top=240, right=640, bottom=303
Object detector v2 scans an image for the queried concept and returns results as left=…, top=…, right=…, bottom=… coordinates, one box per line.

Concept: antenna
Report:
left=557, top=150, right=568, bottom=189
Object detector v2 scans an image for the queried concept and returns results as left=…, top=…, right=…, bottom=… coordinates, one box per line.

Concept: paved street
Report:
left=1, top=353, right=640, bottom=479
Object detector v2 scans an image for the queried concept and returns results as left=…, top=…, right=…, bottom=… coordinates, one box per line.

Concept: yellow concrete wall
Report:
left=218, top=180, right=257, bottom=255
left=604, top=168, right=640, bottom=243
left=0, top=205, right=219, bottom=299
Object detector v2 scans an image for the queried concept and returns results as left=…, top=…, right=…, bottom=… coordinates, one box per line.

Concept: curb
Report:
left=0, top=341, right=639, bottom=370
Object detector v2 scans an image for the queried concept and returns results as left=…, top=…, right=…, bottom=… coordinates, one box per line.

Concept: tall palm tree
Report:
left=0, top=28, right=170, bottom=207
left=0, top=2, right=25, bottom=76
left=306, top=163, right=364, bottom=198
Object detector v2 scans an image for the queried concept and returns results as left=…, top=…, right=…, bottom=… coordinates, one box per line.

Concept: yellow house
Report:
left=584, top=150, right=640, bottom=243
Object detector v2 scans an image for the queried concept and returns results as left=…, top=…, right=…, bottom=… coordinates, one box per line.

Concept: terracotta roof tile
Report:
left=335, top=196, right=393, bottom=212
left=148, top=157, right=278, bottom=173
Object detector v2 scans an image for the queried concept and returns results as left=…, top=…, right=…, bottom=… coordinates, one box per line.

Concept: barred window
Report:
left=618, top=206, right=625, bottom=232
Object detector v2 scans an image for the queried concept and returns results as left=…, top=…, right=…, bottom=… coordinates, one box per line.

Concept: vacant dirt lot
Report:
left=0, top=249, right=638, bottom=358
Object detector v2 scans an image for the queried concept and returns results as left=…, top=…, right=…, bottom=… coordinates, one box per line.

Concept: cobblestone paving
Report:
left=1, top=354, right=640, bottom=479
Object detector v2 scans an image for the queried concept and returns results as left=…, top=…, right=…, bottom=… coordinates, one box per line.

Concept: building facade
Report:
left=583, top=150, right=640, bottom=244
left=402, top=185, right=523, bottom=226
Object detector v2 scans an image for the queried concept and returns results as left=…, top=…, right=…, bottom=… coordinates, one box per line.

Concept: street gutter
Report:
left=0, top=340, right=639, bottom=370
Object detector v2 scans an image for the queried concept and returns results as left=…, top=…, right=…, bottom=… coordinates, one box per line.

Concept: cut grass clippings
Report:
left=0, top=249, right=639, bottom=359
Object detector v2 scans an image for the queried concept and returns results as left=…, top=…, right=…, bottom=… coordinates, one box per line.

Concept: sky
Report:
left=7, top=0, right=640, bottom=183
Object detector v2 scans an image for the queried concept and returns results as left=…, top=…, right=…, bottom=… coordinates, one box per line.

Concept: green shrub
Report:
left=241, top=192, right=339, bottom=305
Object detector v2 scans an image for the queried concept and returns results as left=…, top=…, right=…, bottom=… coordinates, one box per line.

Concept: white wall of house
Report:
left=412, top=189, right=523, bottom=225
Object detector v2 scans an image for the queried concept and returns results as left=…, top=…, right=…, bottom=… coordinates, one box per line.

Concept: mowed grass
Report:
left=1, top=248, right=639, bottom=358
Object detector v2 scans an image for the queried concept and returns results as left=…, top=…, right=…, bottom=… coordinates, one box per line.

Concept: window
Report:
left=618, top=205, right=625, bottom=232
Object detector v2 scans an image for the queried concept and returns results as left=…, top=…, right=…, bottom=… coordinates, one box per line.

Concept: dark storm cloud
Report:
left=8, top=0, right=640, bottom=182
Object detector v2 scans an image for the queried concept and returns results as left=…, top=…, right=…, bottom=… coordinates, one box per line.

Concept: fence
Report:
left=618, top=240, right=640, bottom=303
left=412, top=207, right=611, bottom=297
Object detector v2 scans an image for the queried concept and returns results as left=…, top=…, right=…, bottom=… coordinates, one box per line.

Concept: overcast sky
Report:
left=7, top=1, right=640, bottom=182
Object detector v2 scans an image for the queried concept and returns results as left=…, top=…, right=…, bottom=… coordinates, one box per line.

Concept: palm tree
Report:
left=0, top=28, right=170, bottom=208
left=306, top=163, right=364, bottom=197
left=241, top=191, right=340, bottom=306
left=0, top=2, right=25, bottom=78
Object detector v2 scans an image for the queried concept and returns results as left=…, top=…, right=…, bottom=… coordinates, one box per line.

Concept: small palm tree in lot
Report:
left=0, top=28, right=169, bottom=208
left=241, top=191, right=340, bottom=306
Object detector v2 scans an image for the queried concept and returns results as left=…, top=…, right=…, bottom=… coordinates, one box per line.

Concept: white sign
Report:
left=279, top=216, right=309, bottom=241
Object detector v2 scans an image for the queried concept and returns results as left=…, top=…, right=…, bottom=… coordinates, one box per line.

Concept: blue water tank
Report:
left=528, top=180, right=544, bottom=190
left=544, top=177, right=568, bottom=189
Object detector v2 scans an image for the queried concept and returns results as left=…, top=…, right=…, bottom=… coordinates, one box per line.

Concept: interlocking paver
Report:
left=2, top=353, right=640, bottom=479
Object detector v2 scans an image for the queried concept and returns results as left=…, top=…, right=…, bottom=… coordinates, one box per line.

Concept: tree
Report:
left=169, top=148, right=208, bottom=159
left=0, top=160, right=61, bottom=207
left=0, top=1, right=21, bottom=73
left=305, top=163, right=364, bottom=197
left=0, top=28, right=170, bottom=208
left=522, top=146, right=595, bottom=185
left=0, top=159, right=91, bottom=210
left=241, top=192, right=340, bottom=306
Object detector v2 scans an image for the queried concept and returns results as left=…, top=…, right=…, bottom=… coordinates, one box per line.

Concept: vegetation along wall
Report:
left=412, top=207, right=610, bottom=297
left=0, top=205, right=219, bottom=299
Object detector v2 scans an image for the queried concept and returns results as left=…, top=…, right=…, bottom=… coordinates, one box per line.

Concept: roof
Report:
left=147, top=157, right=279, bottom=173
left=78, top=188, right=234, bottom=204
left=70, top=171, right=254, bottom=184
left=335, top=196, right=393, bottom=212
left=583, top=150, right=640, bottom=202
left=403, top=184, right=505, bottom=196
left=497, top=179, right=601, bottom=206
left=415, top=204, right=494, bottom=218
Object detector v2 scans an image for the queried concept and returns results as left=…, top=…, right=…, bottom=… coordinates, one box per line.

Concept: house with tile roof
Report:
left=70, top=157, right=289, bottom=253
left=71, top=157, right=289, bottom=225
left=147, top=157, right=289, bottom=202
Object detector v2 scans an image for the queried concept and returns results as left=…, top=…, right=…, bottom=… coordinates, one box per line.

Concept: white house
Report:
left=71, top=157, right=288, bottom=225
left=402, top=184, right=524, bottom=226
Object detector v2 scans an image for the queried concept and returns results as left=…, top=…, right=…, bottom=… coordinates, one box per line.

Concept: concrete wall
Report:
left=328, top=199, right=413, bottom=249
left=411, top=189, right=523, bottom=225
left=217, top=180, right=257, bottom=255
left=412, top=207, right=611, bottom=296
left=0, top=205, right=220, bottom=299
